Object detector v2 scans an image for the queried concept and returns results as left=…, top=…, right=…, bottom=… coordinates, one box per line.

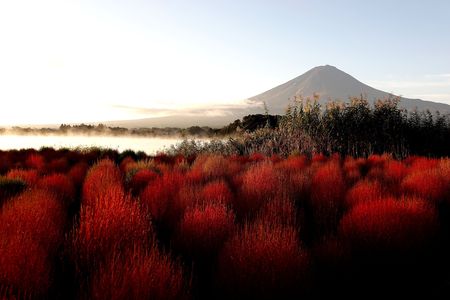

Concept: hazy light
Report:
left=0, top=0, right=449, bottom=125
left=0, top=0, right=263, bottom=125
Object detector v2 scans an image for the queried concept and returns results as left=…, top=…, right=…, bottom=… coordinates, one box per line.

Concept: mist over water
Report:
left=0, top=134, right=185, bottom=154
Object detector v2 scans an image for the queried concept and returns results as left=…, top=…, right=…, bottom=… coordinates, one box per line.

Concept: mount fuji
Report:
left=248, top=65, right=450, bottom=114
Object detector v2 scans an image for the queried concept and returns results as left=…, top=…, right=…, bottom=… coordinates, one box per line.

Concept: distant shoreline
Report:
left=0, top=124, right=223, bottom=139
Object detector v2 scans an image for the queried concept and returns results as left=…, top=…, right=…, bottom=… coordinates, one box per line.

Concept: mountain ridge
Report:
left=247, top=65, right=450, bottom=114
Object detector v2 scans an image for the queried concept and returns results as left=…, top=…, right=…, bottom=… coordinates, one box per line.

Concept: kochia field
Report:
left=0, top=148, right=449, bottom=299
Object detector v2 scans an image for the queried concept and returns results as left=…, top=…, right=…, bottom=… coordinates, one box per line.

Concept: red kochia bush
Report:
left=71, top=187, right=153, bottom=273
left=366, top=154, right=389, bottom=169
left=310, top=161, right=346, bottom=235
left=127, top=169, right=158, bottom=195
left=401, top=169, right=448, bottom=203
left=46, top=157, right=69, bottom=173
left=383, top=160, right=407, bottom=184
left=312, top=153, right=328, bottom=164
left=68, top=161, right=89, bottom=188
left=189, top=154, right=241, bottom=183
left=38, top=173, right=76, bottom=204
left=176, top=203, right=235, bottom=259
left=119, top=156, right=135, bottom=174
left=82, top=159, right=123, bottom=206
left=217, top=221, right=309, bottom=299
left=0, top=234, right=52, bottom=298
left=25, top=153, right=45, bottom=171
left=90, top=247, right=190, bottom=300
left=173, top=183, right=203, bottom=225
left=0, top=177, right=26, bottom=207
left=1, top=189, right=66, bottom=253
left=257, top=196, right=298, bottom=228
left=339, top=197, right=438, bottom=253
left=407, top=157, right=439, bottom=173
left=237, top=162, right=280, bottom=219
left=0, top=189, right=66, bottom=297
left=343, top=157, right=365, bottom=184
left=6, top=169, right=39, bottom=186
left=140, top=171, right=184, bottom=224
left=345, top=180, right=383, bottom=208
left=275, top=155, right=308, bottom=174
left=200, top=180, right=234, bottom=207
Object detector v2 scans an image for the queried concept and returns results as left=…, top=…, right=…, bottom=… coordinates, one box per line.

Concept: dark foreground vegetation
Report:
left=1, top=147, right=450, bottom=299
left=173, top=97, right=450, bottom=158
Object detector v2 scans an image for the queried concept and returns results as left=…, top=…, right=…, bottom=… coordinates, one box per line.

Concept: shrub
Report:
left=176, top=203, right=235, bottom=260
left=0, top=177, right=26, bottom=207
left=407, top=157, right=439, bottom=173
left=25, top=153, right=45, bottom=171
left=439, top=159, right=450, bottom=202
left=89, top=247, right=190, bottom=300
left=173, top=182, right=202, bottom=217
left=275, top=155, right=308, bottom=174
left=401, top=169, right=447, bottom=203
left=6, top=169, right=39, bottom=186
left=309, top=161, right=346, bottom=236
left=82, top=159, right=122, bottom=206
left=200, top=180, right=234, bottom=207
left=236, top=162, right=280, bottom=219
left=1, top=189, right=66, bottom=253
left=256, top=196, right=298, bottom=228
left=190, top=154, right=241, bottom=182
left=38, top=173, right=76, bottom=204
left=127, top=169, right=158, bottom=196
left=0, top=189, right=66, bottom=297
left=119, top=156, right=136, bottom=174
left=312, top=153, right=328, bottom=163
left=47, top=157, right=69, bottom=173
left=343, top=157, right=364, bottom=184
left=345, top=180, right=383, bottom=208
left=140, top=171, right=184, bottom=225
left=339, top=197, right=438, bottom=253
left=366, top=154, right=389, bottom=169
left=217, top=221, right=309, bottom=299
left=0, top=235, right=52, bottom=298
left=383, top=160, right=407, bottom=184
left=68, top=161, right=89, bottom=188
left=70, top=188, right=153, bottom=274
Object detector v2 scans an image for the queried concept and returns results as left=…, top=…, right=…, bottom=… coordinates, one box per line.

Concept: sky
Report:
left=0, top=0, right=449, bottom=125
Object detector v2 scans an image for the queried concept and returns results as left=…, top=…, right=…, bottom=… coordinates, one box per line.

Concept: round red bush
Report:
left=339, top=197, right=438, bottom=253
left=89, top=247, right=190, bottom=300
left=217, top=221, right=309, bottom=299
left=176, top=203, right=235, bottom=259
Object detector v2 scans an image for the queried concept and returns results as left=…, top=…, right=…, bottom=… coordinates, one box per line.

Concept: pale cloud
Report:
left=110, top=102, right=258, bottom=119
left=368, top=80, right=450, bottom=89
left=409, top=94, right=450, bottom=103
left=425, top=74, right=450, bottom=78
left=366, top=75, right=450, bottom=103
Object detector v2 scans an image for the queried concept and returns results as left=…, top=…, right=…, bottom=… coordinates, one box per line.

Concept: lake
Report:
left=0, top=134, right=187, bottom=155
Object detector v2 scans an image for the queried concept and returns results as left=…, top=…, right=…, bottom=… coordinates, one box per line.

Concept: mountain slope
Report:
left=108, top=65, right=449, bottom=128
left=248, top=65, right=450, bottom=114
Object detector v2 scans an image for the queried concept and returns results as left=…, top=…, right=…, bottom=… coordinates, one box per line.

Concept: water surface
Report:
left=0, top=134, right=185, bottom=154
